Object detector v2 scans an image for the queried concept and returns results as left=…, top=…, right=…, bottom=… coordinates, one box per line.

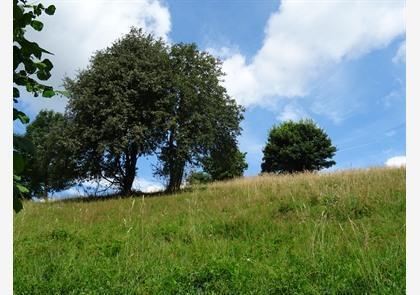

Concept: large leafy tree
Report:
left=156, top=43, right=245, bottom=192
left=64, top=28, right=171, bottom=195
left=261, top=119, right=337, bottom=173
left=18, top=111, right=77, bottom=199
left=13, top=0, right=57, bottom=211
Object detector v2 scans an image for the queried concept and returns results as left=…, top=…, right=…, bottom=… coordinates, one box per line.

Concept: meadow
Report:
left=14, top=167, right=405, bottom=294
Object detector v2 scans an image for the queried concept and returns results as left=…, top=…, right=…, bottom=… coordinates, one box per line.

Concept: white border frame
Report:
left=406, top=0, right=420, bottom=293
left=0, top=0, right=13, bottom=294
left=0, top=1, right=417, bottom=294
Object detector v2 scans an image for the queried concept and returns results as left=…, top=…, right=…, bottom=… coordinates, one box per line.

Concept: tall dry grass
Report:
left=14, top=167, right=405, bottom=294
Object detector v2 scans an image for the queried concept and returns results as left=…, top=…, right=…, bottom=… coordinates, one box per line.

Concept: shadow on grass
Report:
left=56, top=185, right=206, bottom=204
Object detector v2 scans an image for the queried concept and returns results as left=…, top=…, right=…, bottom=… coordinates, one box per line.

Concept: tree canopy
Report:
left=16, top=25, right=246, bottom=198
left=19, top=111, right=77, bottom=198
left=155, top=43, right=245, bottom=192
left=64, top=28, right=171, bottom=195
left=64, top=33, right=245, bottom=194
left=261, top=119, right=336, bottom=173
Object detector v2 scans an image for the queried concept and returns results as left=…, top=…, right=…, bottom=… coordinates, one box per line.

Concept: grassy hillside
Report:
left=14, top=167, right=405, bottom=294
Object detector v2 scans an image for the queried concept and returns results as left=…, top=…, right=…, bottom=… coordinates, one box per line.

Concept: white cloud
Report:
left=385, top=155, right=406, bottom=167
left=221, top=0, right=405, bottom=108
left=392, top=41, right=406, bottom=64
left=80, top=177, right=164, bottom=194
left=277, top=103, right=309, bottom=121
left=206, top=45, right=241, bottom=60
left=132, top=178, right=164, bottom=193
left=22, top=0, right=171, bottom=113
left=53, top=176, right=164, bottom=198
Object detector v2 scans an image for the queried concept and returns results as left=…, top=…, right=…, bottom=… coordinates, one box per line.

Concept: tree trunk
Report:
left=43, top=168, right=49, bottom=200
left=120, top=144, right=138, bottom=195
left=167, top=159, right=185, bottom=193
left=165, top=127, right=186, bottom=193
left=121, top=166, right=136, bottom=195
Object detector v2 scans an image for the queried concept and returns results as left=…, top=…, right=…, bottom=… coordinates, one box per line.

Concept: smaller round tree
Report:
left=261, top=119, right=337, bottom=173
left=20, top=110, right=77, bottom=199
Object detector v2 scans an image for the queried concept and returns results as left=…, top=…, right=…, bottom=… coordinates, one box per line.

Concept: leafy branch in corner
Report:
left=13, top=0, right=57, bottom=212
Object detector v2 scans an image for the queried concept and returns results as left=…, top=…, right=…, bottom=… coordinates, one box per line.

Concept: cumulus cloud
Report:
left=53, top=176, right=164, bottom=199
left=385, top=155, right=406, bottom=167
left=22, top=0, right=171, bottom=113
left=221, top=0, right=405, bottom=108
left=132, top=178, right=164, bottom=193
left=81, top=177, right=164, bottom=194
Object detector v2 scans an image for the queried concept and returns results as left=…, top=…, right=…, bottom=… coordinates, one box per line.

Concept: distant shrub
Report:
left=186, top=171, right=212, bottom=185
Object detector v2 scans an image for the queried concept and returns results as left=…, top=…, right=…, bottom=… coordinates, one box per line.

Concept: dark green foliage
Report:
left=156, top=43, right=245, bottom=192
left=62, top=30, right=244, bottom=194
left=19, top=111, right=77, bottom=199
left=202, top=138, right=248, bottom=181
left=261, top=119, right=337, bottom=173
left=13, top=0, right=57, bottom=212
left=64, top=28, right=171, bottom=195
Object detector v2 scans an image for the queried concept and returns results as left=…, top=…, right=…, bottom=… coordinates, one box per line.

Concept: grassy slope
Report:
left=14, top=167, right=405, bottom=294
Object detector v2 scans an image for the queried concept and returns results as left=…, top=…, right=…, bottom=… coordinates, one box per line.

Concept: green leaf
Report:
left=36, top=70, right=51, bottom=81
left=35, top=3, right=44, bottom=15
left=34, top=61, right=47, bottom=70
left=42, top=59, right=54, bottom=71
left=21, top=12, right=34, bottom=26
left=54, top=90, right=70, bottom=97
left=13, top=87, right=20, bottom=98
left=19, top=38, right=43, bottom=59
left=13, top=152, right=25, bottom=174
left=13, top=108, right=30, bottom=124
left=14, top=3, right=24, bottom=19
left=39, top=47, right=53, bottom=55
left=45, top=5, right=56, bottom=15
left=30, top=20, right=44, bottom=31
left=16, top=183, right=30, bottom=194
left=25, top=82, right=33, bottom=93
left=13, top=194, right=23, bottom=213
left=14, top=74, right=27, bottom=86
left=13, top=46, right=22, bottom=70
left=24, top=61, right=37, bottom=74
left=42, top=89, right=55, bottom=98
left=13, top=178, right=28, bottom=213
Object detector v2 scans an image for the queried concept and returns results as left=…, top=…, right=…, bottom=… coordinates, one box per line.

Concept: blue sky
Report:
left=14, top=0, right=406, bottom=194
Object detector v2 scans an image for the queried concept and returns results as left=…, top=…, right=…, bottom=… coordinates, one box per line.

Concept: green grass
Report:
left=14, top=167, right=405, bottom=294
